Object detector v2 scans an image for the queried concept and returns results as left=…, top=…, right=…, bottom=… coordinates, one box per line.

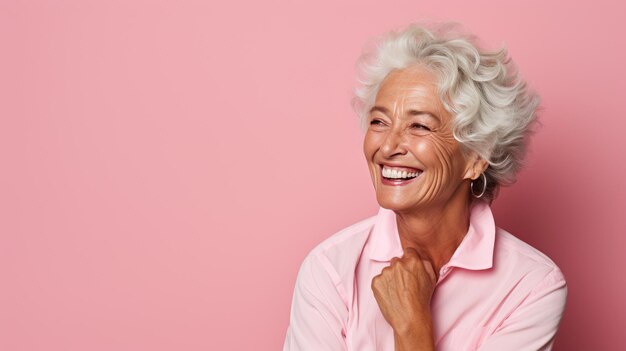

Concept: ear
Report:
left=463, top=152, right=489, bottom=181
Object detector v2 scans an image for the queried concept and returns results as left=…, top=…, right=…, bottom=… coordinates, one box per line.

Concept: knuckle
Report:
left=371, top=276, right=380, bottom=289
left=404, top=247, right=419, bottom=257
left=408, top=255, right=421, bottom=264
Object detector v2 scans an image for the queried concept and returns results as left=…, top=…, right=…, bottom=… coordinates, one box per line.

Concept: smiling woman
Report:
left=283, top=21, right=567, bottom=351
left=363, top=65, right=482, bottom=216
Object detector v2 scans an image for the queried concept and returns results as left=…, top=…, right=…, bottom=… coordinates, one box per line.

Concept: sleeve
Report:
left=283, top=251, right=349, bottom=351
left=479, top=268, right=568, bottom=351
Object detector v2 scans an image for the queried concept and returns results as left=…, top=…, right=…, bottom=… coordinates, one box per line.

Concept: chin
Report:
left=375, top=194, right=420, bottom=212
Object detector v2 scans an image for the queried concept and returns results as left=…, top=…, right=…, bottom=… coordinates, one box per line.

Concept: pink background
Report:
left=1, top=0, right=625, bottom=350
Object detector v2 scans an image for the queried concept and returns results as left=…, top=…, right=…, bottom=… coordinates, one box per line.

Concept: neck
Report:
left=395, top=181, right=474, bottom=277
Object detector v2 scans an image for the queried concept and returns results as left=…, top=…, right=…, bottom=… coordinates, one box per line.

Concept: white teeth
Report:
left=382, top=166, right=421, bottom=179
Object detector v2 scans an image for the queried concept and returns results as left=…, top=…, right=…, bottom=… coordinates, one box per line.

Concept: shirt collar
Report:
left=368, top=201, right=496, bottom=271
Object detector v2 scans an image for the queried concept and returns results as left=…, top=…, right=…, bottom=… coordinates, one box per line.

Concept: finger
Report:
left=380, top=265, right=392, bottom=275
left=402, top=246, right=420, bottom=258
left=402, top=247, right=425, bottom=269
left=371, top=275, right=380, bottom=291
left=422, top=259, right=437, bottom=282
left=390, top=257, right=400, bottom=265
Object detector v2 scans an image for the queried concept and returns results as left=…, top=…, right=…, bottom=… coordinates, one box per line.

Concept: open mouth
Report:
left=379, top=164, right=423, bottom=183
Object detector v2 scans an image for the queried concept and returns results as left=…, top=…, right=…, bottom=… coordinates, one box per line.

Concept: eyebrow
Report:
left=369, top=105, right=441, bottom=122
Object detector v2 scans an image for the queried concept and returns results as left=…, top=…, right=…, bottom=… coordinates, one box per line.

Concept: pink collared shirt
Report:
left=283, top=200, right=568, bottom=351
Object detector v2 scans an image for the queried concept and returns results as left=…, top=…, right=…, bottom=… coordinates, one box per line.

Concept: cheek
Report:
left=363, top=132, right=379, bottom=159
left=434, top=142, right=466, bottom=177
left=419, top=136, right=460, bottom=173
left=362, top=133, right=380, bottom=183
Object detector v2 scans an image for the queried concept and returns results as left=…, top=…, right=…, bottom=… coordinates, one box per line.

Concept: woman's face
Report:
left=363, top=64, right=481, bottom=213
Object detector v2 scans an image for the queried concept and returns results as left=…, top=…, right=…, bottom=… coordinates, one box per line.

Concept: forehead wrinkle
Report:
left=376, top=67, right=445, bottom=121
left=388, top=86, right=437, bottom=120
left=404, top=86, right=433, bottom=110
left=382, top=87, right=421, bottom=117
left=389, top=92, right=408, bottom=119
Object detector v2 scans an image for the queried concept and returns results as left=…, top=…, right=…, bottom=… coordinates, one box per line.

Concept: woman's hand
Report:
left=371, top=247, right=437, bottom=351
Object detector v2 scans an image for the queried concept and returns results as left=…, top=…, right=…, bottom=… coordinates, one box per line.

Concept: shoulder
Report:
left=307, top=213, right=378, bottom=261
left=297, top=213, right=378, bottom=293
left=495, top=227, right=562, bottom=271
left=494, top=227, right=567, bottom=288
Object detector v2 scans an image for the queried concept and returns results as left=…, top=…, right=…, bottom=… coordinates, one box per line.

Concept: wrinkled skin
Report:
left=371, top=247, right=437, bottom=350
left=364, top=64, right=488, bottom=350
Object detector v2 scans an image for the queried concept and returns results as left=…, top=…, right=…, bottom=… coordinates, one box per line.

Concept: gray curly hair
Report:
left=352, top=21, right=541, bottom=202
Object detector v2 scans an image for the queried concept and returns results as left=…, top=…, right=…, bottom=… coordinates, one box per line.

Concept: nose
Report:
left=380, top=127, right=408, bottom=158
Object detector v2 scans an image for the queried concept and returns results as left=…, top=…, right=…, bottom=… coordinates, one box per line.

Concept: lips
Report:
left=379, top=164, right=423, bottom=178
left=378, top=163, right=423, bottom=186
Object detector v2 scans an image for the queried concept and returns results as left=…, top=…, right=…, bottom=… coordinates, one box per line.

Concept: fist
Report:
left=371, top=247, right=437, bottom=332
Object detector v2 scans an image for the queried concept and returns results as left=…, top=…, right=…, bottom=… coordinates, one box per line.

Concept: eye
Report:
left=411, top=123, right=431, bottom=131
left=370, top=119, right=385, bottom=125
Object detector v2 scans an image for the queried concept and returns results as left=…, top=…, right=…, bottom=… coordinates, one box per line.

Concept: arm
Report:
left=393, top=313, right=435, bottom=351
left=283, top=252, right=349, bottom=351
left=479, top=268, right=568, bottom=351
